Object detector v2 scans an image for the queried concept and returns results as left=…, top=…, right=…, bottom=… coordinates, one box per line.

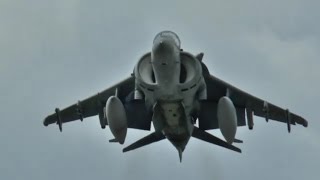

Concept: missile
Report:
left=246, top=108, right=254, bottom=130
left=76, top=101, right=83, bottom=122
left=55, top=108, right=62, bottom=132
left=98, top=108, right=106, bottom=129
left=286, top=109, right=293, bottom=133
left=263, top=101, right=269, bottom=122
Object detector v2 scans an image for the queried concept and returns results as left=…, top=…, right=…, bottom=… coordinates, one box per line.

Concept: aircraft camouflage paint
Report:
left=43, top=31, right=308, bottom=162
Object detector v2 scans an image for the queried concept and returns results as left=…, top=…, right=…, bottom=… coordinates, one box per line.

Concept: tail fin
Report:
left=123, top=132, right=165, bottom=152
left=192, top=127, right=241, bottom=153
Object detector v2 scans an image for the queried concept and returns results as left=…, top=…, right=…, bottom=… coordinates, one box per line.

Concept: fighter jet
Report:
left=43, top=31, right=308, bottom=162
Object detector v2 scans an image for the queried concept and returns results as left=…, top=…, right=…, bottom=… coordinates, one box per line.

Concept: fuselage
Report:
left=134, top=31, right=207, bottom=152
left=42, top=30, right=308, bottom=162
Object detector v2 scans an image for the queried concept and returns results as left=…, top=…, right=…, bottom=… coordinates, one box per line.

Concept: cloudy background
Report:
left=1, top=0, right=319, bottom=179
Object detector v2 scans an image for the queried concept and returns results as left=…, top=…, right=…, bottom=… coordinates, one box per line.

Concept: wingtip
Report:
left=122, top=147, right=130, bottom=153
left=298, top=116, right=308, bottom=127
left=299, top=117, right=308, bottom=127
left=303, top=121, right=308, bottom=127
left=43, top=117, right=49, bottom=126
left=232, top=145, right=242, bottom=153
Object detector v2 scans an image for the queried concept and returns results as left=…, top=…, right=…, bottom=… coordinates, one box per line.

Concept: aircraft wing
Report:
left=199, top=74, right=308, bottom=131
left=43, top=76, right=151, bottom=131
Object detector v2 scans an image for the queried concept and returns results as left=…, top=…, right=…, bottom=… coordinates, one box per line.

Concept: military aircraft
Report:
left=43, top=31, right=308, bottom=162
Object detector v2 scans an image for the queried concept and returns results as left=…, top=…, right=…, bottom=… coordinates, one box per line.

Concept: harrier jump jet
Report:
left=43, top=31, right=308, bottom=162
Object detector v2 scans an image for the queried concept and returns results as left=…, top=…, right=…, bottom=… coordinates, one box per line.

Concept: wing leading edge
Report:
left=43, top=76, right=152, bottom=131
left=199, top=74, right=308, bottom=131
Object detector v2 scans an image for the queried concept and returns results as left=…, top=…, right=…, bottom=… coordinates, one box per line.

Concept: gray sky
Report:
left=1, top=0, right=319, bottom=179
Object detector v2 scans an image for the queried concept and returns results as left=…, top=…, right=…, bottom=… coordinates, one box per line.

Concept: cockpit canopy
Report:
left=153, top=31, right=181, bottom=48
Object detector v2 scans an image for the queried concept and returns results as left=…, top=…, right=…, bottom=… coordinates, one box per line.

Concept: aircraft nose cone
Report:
left=153, top=40, right=169, bottom=52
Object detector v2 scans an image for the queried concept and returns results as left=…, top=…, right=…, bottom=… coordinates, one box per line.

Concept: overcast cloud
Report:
left=1, top=0, right=319, bottom=179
